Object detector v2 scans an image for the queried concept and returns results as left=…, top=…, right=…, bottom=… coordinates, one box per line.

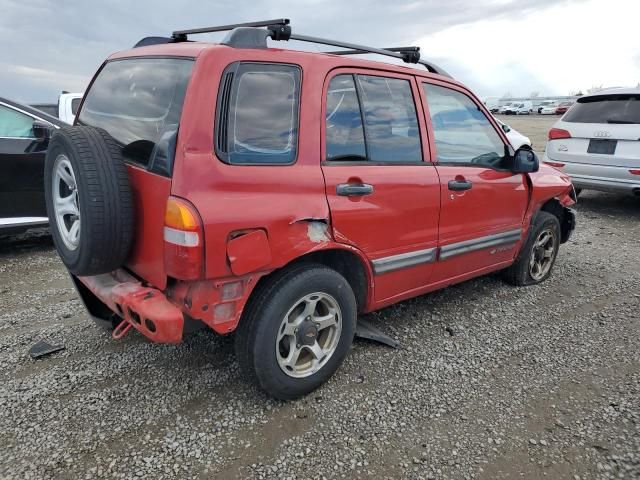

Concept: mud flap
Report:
left=355, top=318, right=401, bottom=349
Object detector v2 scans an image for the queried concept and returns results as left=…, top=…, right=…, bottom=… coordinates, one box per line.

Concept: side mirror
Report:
left=32, top=120, right=53, bottom=141
left=512, top=148, right=539, bottom=173
left=501, top=124, right=511, bottom=133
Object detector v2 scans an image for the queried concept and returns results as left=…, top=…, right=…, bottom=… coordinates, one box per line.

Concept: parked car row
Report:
left=487, top=100, right=576, bottom=115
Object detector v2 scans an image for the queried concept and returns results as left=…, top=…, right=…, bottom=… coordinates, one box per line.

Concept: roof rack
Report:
left=171, top=18, right=291, bottom=42
left=134, top=18, right=451, bottom=78
left=289, top=34, right=451, bottom=77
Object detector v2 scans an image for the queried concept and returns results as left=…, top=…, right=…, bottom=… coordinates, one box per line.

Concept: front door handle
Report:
left=336, top=183, right=374, bottom=197
left=448, top=179, right=473, bottom=192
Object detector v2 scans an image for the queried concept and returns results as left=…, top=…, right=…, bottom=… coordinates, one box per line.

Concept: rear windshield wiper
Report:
left=606, top=118, right=636, bottom=124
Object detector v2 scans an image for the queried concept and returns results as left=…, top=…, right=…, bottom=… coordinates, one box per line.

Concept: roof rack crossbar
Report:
left=172, top=18, right=289, bottom=40
left=290, top=34, right=451, bottom=77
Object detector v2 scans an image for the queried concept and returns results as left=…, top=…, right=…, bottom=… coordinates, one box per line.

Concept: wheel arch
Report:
left=249, top=246, right=373, bottom=314
left=539, top=198, right=573, bottom=243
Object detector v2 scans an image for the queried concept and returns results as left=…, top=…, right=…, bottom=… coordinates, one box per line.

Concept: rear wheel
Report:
left=503, top=212, right=561, bottom=286
left=235, top=264, right=356, bottom=400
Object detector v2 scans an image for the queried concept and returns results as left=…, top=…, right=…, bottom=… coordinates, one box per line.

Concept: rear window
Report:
left=77, top=57, right=193, bottom=175
left=563, top=94, right=640, bottom=124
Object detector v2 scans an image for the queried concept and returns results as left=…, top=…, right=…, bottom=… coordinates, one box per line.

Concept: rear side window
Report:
left=78, top=58, right=193, bottom=176
left=423, top=83, right=507, bottom=168
left=325, top=75, right=367, bottom=160
left=325, top=74, right=422, bottom=163
left=216, top=63, right=301, bottom=165
left=563, top=94, right=640, bottom=124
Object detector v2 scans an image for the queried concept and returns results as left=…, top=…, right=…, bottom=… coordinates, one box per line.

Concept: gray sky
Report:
left=1, top=0, right=638, bottom=103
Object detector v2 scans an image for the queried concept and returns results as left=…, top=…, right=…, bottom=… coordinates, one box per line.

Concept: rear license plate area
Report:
left=587, top=139, right=617, bottom=155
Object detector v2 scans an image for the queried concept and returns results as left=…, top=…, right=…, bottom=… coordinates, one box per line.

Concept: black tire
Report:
left=503, top=211, right=561, bottom=286
left=235, top=264, right=357, bottom=400
left=44, top=126, right=133, bottom=275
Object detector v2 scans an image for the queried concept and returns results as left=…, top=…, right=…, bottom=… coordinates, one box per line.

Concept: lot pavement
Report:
left=1, top=115, right=639, bottom=479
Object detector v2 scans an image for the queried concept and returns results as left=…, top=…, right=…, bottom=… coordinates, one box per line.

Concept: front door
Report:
left=321, top=70, right=441, bottom=304
left=0, top=103, right=49, bottom=223
left=419, top=82, right=529, bottom=283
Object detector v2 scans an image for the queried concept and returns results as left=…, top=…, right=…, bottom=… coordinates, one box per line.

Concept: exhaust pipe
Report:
left=633, top=188, right=640, bottom=197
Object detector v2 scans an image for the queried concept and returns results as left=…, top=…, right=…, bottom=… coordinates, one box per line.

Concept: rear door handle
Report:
left=448, top=179, right=473, bottom=191
left=336, top=183, right=374, bottom=197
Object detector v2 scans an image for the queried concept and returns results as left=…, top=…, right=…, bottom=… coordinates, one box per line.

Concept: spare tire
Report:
left=44, top=126, right=134, bottom=275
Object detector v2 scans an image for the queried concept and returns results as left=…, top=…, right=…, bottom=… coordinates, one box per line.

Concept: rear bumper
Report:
left=544, top=157, right=640, bottom=195
left=74, top=270, right=184, bottom=343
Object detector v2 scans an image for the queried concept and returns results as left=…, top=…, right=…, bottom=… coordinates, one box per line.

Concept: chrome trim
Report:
left=0, top=216, right=49, bottom=228
left=372, top=247, right=437, bottom=274
left=439, top=229, right=522, bottom=260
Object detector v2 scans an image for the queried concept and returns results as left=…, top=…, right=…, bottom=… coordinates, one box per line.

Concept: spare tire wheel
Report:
left=44, top=126, right=134, bottom=276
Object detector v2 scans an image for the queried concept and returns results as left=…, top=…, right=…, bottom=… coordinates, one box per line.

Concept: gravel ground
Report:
left=1, top=117, right=639, bottom=479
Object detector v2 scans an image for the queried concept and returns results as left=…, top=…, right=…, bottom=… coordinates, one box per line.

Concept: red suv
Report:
left=44, top=19, right=576, bottom=399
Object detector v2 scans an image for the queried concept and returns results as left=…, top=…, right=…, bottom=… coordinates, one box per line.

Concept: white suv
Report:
left=544, top=88, right=640, bottom=196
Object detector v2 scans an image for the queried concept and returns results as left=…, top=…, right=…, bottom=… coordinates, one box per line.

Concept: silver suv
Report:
left=544, top=88, right=640, bottom=196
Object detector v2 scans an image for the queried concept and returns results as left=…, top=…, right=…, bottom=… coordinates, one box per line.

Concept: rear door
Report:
left=0, top=102, right=49, bottom=223
left=419, top=81, right=529, bottom=282
left=321, top=70, right=441, bottom=303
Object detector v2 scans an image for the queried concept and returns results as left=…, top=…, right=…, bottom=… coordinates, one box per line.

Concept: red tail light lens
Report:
left=548, top=128, right=572, bottom=140
left=629, top=169, right=640, bottom=175
left=164, top=197, right=203, bottom=280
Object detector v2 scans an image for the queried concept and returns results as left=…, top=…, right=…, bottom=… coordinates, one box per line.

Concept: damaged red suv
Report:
left=44, top=19, right=576, bottom=399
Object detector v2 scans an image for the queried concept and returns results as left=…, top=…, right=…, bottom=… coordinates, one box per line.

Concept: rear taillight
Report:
left=164, top=196, right=203, bottom=280
left=548, top=128, right=572, bottom=140
left=544, top=161, right=566, bottom=168
left=630, top=169, right=640, bottom=175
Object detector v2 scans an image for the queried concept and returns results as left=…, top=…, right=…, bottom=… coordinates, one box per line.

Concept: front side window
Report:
left=325, top=74, right=422, bottom=163
left=0, top=105, right=34, bottom=138
left=423, top=83, right=507, bottom=168
left=217, top=63, right=301, bottom=165
left=78, top=57, right=193, bottom=175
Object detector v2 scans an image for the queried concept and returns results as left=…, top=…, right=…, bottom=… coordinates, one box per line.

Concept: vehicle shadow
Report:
left=0, top=228, right=53, bottom=258
left=576, top=191, right=640, bottom=220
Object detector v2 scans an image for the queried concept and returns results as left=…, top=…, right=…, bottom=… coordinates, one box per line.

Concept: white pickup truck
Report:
left=31, top=92, right=83, bottom=125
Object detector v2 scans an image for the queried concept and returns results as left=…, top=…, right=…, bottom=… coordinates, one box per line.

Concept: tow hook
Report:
left=112, top=318, right=132, bottom=340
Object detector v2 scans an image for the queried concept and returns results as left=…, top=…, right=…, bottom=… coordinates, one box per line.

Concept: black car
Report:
left=0, top=97, right=65, bottom=234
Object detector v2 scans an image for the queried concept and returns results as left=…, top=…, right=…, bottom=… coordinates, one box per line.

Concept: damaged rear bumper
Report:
left=73, top=270, right=184, bottom=343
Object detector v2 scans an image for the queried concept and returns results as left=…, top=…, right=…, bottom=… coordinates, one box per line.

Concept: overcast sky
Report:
left=1, top=0, right=638, bottom=103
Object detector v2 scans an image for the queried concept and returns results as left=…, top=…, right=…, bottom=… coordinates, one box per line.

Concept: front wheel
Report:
left=503, top=211, right=561, bottom=286
left=235, top=264, right=357, bottom=400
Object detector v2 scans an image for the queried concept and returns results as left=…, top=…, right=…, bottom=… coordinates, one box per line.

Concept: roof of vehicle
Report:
left=579, top=87, right=640, bottom=98
left=108, top=42, right=458, bottom=84
left=0, top=96, right=65, bottom=126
